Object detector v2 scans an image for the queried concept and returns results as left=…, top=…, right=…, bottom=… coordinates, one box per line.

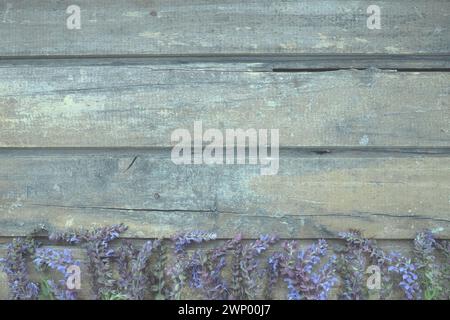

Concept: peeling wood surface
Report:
left=0, top=66, right=449, bottom=148
left=0, top=0, right=449, bottom=56
left=0, top=150, right=448, bottom=239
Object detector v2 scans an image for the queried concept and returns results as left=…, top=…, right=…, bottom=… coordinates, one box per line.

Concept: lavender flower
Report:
left=278, top=240, right=337, bottom=300
left=336, top=249, right=367, bottom=300
left=191, top=235, right=246, bottom=300
left=388, top=252, right=421, bottom=300
left=0, top=238, right=39, bottom=300
left=167, top=231, right=217, bottom=299
left=150, top=242, right=169, bottom=300
left=130, top=240, right=159, bottom=299
left=2, top=225, right=449, bottom=300
left=116, top=240, right=134, bottom=297
left=436, top=240, right=450, bottom=257
left=436, top=240, right=450, bottom=299
left=337, top=230, right=393, bottom=299
left=186, top=245, right=229, bottom=299
left=33, top=248, right=80, bottom=300
left=116, top=240, right=160, bottom=300
left=49, top=231, right=82, bottom=245
left=49, top=224, right=127, bottom=245
left=230, top=234, right=278, bottom=300
left=172, top=231, right=217, bottom=254
left=49, top=224, right=128, bottom=299
left=413, top=230, right=443, bottom=299
left=165, top=259, right=188, bottom=300
left=265, top=252, right=283, bottom=299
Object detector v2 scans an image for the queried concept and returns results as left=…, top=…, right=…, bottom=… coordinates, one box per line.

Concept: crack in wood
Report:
left=27, top=203, right=450, bottom=223
left=124, top=156, right=138, bottom=172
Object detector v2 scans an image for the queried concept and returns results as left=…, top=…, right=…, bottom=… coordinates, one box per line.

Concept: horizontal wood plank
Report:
left=0, top=240, right=415, bottom=299
left=0, top=66, right=449, bottom=147
left=0, top=0, right=448, bottom=56
left=0, top=150, right=448, bottom=239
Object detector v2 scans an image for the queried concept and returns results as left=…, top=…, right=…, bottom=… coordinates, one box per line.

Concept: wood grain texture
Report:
left=0, top=0, right=448, bottom=56
left=0, top=66, right=449, bottom=147
left=0, top=150, right=448, bottom=239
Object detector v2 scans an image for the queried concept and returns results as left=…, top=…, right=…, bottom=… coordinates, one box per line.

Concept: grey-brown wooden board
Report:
left=0, top=149, right=448, bottom=239
left=0, top=0, right=449, bottom=56
left=0, top=65, right=448, bottom=148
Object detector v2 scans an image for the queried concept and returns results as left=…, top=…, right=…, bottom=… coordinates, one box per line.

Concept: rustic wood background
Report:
left=0, top=0, right=449, bottom=298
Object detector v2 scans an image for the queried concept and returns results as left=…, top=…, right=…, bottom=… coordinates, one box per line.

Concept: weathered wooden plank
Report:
left=0, top=0, right=448, bottom=56
left=0, top=66, right=448, bottom=147
left=0, top=150, right=448, bottom=239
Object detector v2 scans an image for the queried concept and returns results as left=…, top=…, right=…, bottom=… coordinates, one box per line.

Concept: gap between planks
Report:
left=0, top=147, right=449, bottom=158
left=0, top=54, right=449, bottom=72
